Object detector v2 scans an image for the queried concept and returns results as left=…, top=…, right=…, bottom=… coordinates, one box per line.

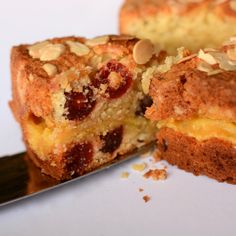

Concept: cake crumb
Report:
left=152, top=150, right=162, bottom=163
left=132, top=162, right=147, bottom=172
left=143, top=195, right=151, bottom=203
left=139, top=188, right=144, bottom=192
left=121, top=172, right=129, bottom=179
left=143, top=168, right=167, bottom=181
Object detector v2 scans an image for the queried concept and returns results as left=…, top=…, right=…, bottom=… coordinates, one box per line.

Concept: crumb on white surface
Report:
left=143, top=168, right=167, bottom=181
left=132, top=162, right=147, bottom=172
left=120, top=171, right=130, bottom=179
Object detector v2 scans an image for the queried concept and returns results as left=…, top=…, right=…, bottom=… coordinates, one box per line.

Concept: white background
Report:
left=0, top=1, right=235, bottom=235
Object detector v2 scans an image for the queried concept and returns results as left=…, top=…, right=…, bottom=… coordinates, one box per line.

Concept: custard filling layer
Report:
left=157, top=118, right=236, bottom=145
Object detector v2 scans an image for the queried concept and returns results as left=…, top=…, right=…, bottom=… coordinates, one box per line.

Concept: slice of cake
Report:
left=10, top=35, right=164, bottom=180
left=146, top=38, right=236, bottom=184
left=120, top=0, right=236, bottom=54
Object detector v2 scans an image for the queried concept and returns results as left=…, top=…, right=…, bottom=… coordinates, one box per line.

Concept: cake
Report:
left=10, top=35, right=164, bottom=180
left=120, top=0, right=236, bottom=54
left=146, top=38, right=236, bottom=184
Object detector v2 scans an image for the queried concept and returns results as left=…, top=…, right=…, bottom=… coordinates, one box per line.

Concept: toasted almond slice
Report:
left=209, top=51, right=236, bottom=71
left=177, top=54, right=197, bottom=64
left=28, top=41, right=50, bottom=59
left=197, top=61, right=213, bottom=73
left=207, top=69, right=223, bottom=76
left=198, top=49, right=217, bottom=65
left=66, top=41, right=90, bottom=56
left=227, top=48, right=236, bottom=61
left=42, top=63, right=57, bottom=76
left=85, top=36, right=109, bottom=47
left=38, top=43, right=65, bottom=61
left=133, top=39, right=154, bottom=64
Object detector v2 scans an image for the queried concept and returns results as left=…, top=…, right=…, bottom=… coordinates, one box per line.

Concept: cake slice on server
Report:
left=10, top=35, right=164, bottom=180
left=146, top=38, right=236, bottom=184
left=120, top=0, right=236, bottom=54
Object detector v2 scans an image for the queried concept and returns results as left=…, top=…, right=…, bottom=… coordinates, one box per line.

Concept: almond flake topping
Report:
left=198, top=49, right=217, bottom=65
left=66, top=41, right=90, bottom=56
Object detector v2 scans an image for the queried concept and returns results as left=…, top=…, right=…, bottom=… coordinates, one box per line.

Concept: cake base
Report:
left=156, top=128, right=236, bottom=184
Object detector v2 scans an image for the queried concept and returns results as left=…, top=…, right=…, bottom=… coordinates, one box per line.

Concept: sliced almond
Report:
left=177, top=54, right=197, bottom=64
left=133, top=39, right=154, bottom=65
left=197, top=61, right=213, bottom=73
left=43, top=63, right=57, bottom=76
left=198, top=49, right=217, bottom=65
left=28, top=41, right=50, bottom=59
left=29, top=42, right=65, bottom=61
left=207, top=69, right=223, bottom=76
left=66, top=41, right=90, bottom=56
left=227, top=48, right=236, bottom=61
left=209, top=51, right=236, bottom=71
left=85, top=36, right=109, bottom=47
left=230, top=0, right=236, bottom=11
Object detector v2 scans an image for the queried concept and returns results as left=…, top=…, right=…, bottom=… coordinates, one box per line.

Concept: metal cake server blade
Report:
left=0, top=144, right=153, bottom=207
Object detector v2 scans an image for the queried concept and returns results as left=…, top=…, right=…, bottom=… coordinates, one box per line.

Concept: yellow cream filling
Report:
left=26, top=115, right=156, bottom=160
left=157, top=118, right=236, bottom=145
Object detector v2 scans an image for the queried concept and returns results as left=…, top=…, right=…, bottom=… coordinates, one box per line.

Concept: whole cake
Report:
left=146, top=38, right=236, bottom=184
left=10, top=35, right=163, bottom=180
left=120, top=0, right=236, bottom=54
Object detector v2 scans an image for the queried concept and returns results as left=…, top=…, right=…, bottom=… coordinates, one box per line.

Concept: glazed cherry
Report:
left=100, top=126, right=123, bottom=153
left=93, top=60, right=132, bottom=99
left=65, top=142, right=93, bottom=175
left=64, top=87, right=96, bottom=121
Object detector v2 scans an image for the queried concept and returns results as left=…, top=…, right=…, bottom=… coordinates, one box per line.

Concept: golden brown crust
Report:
left=156, top=127, right=236, bottom=184
left=146, top=57, right=236, bottom=122
left=10, top=35, right=160, bottom=180
left=10, top=36, right=141, bottom=120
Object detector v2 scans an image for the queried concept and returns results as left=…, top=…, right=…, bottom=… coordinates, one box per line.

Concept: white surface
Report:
left=0, top=1, right=235, bottom=235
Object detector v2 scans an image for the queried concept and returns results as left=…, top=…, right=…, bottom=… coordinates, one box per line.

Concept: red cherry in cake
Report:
left=93, top=60, right=132, bottom=99
left=64, top=87, right=96, bottom=121
left=65, top=142, right=93, bottom=176
left=100, top=126, right=123, bottom=153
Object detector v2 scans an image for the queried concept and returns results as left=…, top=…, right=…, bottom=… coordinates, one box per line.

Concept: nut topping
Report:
left=66, top=41, right=90, bottom=56
left=85, top=36, right=109, bottom=47
left=133, top=39, right=154, bottom=65
left=197, top=61, right=213, bottom=73
left=227, top=48, right=236, bottom=61
left=198, top=49, right=217, bottom=65
left=28, top=41, right=65, bottom=61
left=42, top=63, right=57, bottom=76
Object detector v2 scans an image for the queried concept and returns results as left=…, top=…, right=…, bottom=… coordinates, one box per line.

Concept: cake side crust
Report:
left=157, top=127, right=236, bottom=184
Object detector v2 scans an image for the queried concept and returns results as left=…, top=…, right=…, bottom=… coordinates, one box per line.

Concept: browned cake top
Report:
left=146, top=37, right=236, bottom=122
left=121, top=0, right=236, bottom=17
left=11, top=35, right=165, bottom=119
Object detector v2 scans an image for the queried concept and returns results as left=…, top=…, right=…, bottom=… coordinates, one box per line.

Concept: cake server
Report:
left=0, top=144, right=152, bottom=207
